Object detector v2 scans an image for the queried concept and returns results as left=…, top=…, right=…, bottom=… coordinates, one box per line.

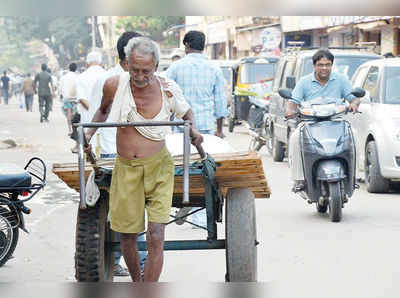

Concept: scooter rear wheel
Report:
left=328, top=182, right=342, bottom=222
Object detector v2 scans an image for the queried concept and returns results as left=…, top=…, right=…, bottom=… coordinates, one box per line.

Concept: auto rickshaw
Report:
left=228, top=55, right=279, bottom=132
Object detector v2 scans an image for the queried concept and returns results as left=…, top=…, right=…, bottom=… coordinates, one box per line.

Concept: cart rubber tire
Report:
left=75, top=198, right=114, bottom=282
left=365, top=141, right=389, bottom=193
left=272, top=133, right=285, bottom=162
left=225, top=188, right=257, bottom=282
left=0, top=207, right=19, bottom=267
left=328, top=182, right=342, bottom=222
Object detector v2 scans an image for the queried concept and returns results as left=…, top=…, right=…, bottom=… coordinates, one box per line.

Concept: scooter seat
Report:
left=0, top=163, right=32, bottom=189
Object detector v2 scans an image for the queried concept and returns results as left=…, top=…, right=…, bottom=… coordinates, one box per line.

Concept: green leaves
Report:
left=116, top=16, right=184, bottom=45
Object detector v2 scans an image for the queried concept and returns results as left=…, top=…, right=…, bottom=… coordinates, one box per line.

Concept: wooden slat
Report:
left=52, top=151, right=271, bottom=198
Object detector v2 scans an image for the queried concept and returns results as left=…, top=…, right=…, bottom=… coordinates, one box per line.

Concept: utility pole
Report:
left=91, top=16, right=96, bottom=50
left=107, top=16, right=113, bottom=67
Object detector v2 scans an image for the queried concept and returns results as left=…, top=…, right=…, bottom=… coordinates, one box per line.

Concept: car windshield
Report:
left=220, top=66, right=233, bottom=84
left=303, top=56, right=379, bottom=79
left=383, top=66, right=400, bottom=104
left=240, top=63, right=276, bottom=84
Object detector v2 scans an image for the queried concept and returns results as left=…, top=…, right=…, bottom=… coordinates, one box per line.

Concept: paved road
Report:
left=0, top=98, right=399, bottom=293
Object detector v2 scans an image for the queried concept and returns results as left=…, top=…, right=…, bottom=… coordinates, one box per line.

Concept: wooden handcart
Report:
left=52, top=120, right=271, bottom=282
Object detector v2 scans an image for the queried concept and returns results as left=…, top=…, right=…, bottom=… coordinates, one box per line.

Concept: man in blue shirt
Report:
left=167, top=30, right=228, bottom=228
left=285, top=49, right=360, bottom=191
left=166, top=30, right=228, bottom=137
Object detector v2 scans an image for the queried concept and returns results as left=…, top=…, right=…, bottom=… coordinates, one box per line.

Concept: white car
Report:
left=348, top=58, right=400, bottom=192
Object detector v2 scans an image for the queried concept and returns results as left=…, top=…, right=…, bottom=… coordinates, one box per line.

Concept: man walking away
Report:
left=60, top=63, right=79, bottom=141
left=21, top=73, right=35, bottom=112
left=34, top=64, right=55, bottom=122
left=1, top=71, right=10, bottom=105
left=166, top=30, right=228, bottom=228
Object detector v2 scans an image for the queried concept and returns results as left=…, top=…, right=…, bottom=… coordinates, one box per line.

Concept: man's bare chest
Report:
left=131, top=89, right=163, bottom=119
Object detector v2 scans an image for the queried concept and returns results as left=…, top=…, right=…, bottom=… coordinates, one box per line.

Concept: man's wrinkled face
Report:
left=128, top=49, right=157, bottom=88
left=314, top=57, right=333, bottom=82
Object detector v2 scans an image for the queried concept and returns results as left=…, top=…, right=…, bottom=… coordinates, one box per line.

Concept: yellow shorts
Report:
left=109, top=147, right=174, bottom=233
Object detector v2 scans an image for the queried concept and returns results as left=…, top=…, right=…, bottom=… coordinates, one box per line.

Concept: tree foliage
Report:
left=1, top=16, right=92, bottom=69
left=116, top=16, right=184, bottom=46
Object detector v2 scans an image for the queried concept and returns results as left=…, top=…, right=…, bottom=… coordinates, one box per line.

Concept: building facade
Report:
left=183, top=16, right=400, bottom=60
left=281, top=16, right=400, bottom=56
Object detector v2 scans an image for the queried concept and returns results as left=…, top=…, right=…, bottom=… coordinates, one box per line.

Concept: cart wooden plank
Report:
left=52, top=151, right=271, bottom=198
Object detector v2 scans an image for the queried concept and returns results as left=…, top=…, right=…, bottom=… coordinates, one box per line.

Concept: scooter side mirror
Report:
left=351, top=87, right=366, bottom=98
left=278, top=88, right=293, bottom=100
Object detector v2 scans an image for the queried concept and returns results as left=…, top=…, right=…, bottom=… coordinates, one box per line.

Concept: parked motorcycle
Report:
left=278, top=87, right=365, bottom=222
left=0, top=158, right=46, bottom=266
left=247, top=95, right=272, bottom=154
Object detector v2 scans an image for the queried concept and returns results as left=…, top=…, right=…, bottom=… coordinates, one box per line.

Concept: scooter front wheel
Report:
left=328, top=182, right=342, bottom=222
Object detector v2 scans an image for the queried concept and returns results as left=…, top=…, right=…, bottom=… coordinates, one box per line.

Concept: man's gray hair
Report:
left=86, top=51, right=102, bottom=64
left=124, top=37, right=160, bottom=66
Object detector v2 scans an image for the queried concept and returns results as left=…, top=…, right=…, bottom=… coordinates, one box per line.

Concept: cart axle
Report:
left=110, top=239, right=226, bottom=251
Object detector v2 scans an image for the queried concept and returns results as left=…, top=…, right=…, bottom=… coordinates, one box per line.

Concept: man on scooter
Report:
left=285, top=48, right=361, bottom=191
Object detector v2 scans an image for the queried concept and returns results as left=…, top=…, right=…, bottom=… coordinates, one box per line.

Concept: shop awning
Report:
left=354, top=20, right=388, bottom=31
left=327, top=25, right=347, bottom=33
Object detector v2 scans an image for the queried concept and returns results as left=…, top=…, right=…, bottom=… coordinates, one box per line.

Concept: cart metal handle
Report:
left=75, top=120, right=202, bottom=209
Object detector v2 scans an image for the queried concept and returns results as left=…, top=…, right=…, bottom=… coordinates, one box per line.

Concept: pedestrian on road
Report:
left=166, top=30, right=228, bottom=229
left=85, top=37, right=203, bottom=282
left=59, top=63, right=79, bottom=150
left=46, top=68, right=55, bottom=112
left=34, top=64, right=55, bottom=123
left=1, top=71, right=10, bottom=105
left=74, top=51, right=106, bottom=153
left=88, top=31, right=148, bottom=277
left=21, top=73, right=35, bottom=112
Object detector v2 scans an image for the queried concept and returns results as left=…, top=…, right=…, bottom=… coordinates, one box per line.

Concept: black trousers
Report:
left=38, top=95, right=51, bottom=120
left=70, top=113, right=81, bottom=141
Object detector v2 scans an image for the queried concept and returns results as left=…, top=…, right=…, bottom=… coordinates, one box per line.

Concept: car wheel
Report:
left=365, top=141, right=389, bottom=193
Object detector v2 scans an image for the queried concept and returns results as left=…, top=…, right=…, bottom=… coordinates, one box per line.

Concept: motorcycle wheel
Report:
left=265, top=137, right=273, bottom=155
left=264, top=121, right=273, bottom=155
left=248, top=137, right=263, bottom=152
left=228, top=117, right=235, bottom=133
left=328, top=182, right=342, bottom=222
left=0, top=207, right=19, bottom=267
